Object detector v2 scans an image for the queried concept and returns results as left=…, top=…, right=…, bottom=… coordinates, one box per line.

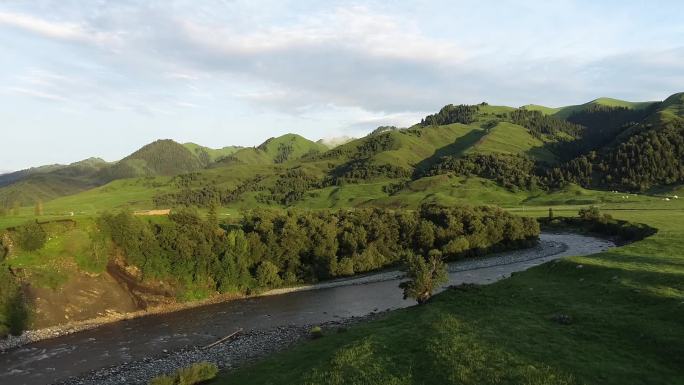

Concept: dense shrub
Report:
left=0, top=266, right=30, bottom=336
left=14, top=221, right=47, bottom=251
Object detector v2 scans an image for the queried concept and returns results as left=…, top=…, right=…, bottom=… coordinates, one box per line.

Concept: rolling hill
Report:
left=551, top=97, right=658, bottom=120
left=217, top=134, right=328, bottom=165
left=98, top=139, right=204, bottom=182
left=182, top=143, right=243, bottom=166
left=1, top=92, right=682, bottom=214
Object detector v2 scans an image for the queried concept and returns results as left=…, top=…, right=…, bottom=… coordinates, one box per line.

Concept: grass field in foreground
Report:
left=212, top=204, right=684, bottom=385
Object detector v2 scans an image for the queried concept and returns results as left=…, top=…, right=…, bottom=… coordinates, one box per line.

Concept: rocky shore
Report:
left=53, top=315, right=378, bottom=385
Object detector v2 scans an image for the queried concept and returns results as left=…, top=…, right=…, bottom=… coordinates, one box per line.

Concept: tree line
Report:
left=422, top=153, right=541, bottom=191
left=98, top=205, right=540, bottom=299
left=509, top=109, right=584, bottom=141
left=420, top=104, right=480, bottom=126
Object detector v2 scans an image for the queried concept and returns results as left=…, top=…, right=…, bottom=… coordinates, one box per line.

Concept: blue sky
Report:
left=1, top=0, right=683, bottom=171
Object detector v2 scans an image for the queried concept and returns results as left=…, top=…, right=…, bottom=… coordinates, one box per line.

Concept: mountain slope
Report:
left=218, top=134, right=328, bottom=165
left=0, top=158, right=109, bottom=206
left=2, top=92, right=682, bottom=211
left=0, top=164, right=65, bottom=188
left=97, top=140, right=203, bottom=182
left=546, top=94, right=684, bottom=190
left=182, top=143, right=242, bottom=166
left=553, top=97, right=657, bottom=120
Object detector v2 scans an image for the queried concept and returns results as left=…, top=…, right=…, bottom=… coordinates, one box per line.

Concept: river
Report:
left=0, top=233, right=614, bottom=385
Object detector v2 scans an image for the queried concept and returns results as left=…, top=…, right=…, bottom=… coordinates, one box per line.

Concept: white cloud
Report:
left=6, top=86, right=69, bottom=102
left=0, top=10, right=118, bottom=47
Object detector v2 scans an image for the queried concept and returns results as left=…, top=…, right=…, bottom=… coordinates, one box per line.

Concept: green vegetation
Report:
left=101, top=139, right=204, bottom=182
left=420, top=104, right=481, bottom=126
left=97, top=205, right=538, bottom=298
left=14, top=221, right=47, bottom=251
left=399, top=250, right=448, bottom=304
left=212, top=206, right=684, bottom=385
left=149, top=362, right=218, bottom=385
left=552, top=97, right=657, bottom=120
left=0, top=242, right=30, bottom=337
left=182, top=143, right=243, bottom=166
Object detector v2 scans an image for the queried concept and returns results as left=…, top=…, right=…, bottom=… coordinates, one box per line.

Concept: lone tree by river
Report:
left=400, top=250, right=448, bottom=304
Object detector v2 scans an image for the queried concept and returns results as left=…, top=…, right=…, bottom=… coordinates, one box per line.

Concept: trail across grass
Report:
left=211, top=206, right=684, bottom=385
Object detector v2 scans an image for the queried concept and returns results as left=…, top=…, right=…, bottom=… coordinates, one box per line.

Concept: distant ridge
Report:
left=2, top=92, right=682, bottom=208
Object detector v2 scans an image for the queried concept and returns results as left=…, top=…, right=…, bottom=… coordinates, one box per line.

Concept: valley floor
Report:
left=0, top=233, right=611, bottom=385
left=211, top=207, right=684, bottom=385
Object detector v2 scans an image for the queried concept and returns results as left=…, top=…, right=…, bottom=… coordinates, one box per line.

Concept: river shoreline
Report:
left=0, top=233, right=577, bottom=352
left=53, top=314, right=383, bottom=385
left=0, top=232, right=616, bottom=385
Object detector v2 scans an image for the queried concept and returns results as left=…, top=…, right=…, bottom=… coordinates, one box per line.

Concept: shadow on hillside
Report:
left=412, top=129, right=488, bottom=177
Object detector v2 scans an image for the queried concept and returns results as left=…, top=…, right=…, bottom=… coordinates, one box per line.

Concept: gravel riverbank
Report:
left=53, top=315, right=379, bottom=385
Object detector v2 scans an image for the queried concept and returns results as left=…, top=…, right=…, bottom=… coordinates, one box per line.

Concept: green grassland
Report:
left=212, top=201, right=684, bottom=385
left=465, top=122, right=558, bottom=163
left=552, top=97, right=658, bottom=120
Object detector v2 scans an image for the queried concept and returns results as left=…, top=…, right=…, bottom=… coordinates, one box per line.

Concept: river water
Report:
left=0, top=233, right=614, bottom=385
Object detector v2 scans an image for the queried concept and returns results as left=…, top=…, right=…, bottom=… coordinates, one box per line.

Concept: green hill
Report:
left=218, top=134, right=328, bottom=165
left=520, top=104, right=561, bottom=115
left=658, top=92, right=684, bottom=121
left=97, top=139, right=203, bottom=182
left=182, top=143, right=242, bottom=166
left=466, top=122, right=558, bottom=163
left=0, top=164, right=66, bottom=188
left=553, top=97, right=657, bottom=120
left=0, top=158, right=109, bottom=207
left=2, top=92, right=683, bottom=213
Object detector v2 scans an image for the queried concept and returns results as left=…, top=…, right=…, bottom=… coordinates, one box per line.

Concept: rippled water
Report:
left=0, top=233, right=614, bottom=385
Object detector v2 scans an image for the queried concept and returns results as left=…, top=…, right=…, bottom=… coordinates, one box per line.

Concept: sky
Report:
left=1, top=0, right=683, bottom=171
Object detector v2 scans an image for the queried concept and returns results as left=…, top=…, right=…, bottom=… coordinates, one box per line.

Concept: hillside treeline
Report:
left=420, top=104, right=480, bottom=126
left=509, top=109, right=584, bottom=141
left=547, top=119, right=684, bottom=190
left=423, top=154, right=541, bottom=191
left=99, top=206, right=539, bottom=297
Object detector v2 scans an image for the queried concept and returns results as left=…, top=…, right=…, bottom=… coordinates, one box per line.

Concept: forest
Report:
left=422, top=153, right=541, bottom=191
left=547, top=118, right=684, bottom=190
left=420, top=104, right=481, bottom=126
left=508, top=109, right=584, bottom=141
left=98, top=205, right=540, bottom=298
